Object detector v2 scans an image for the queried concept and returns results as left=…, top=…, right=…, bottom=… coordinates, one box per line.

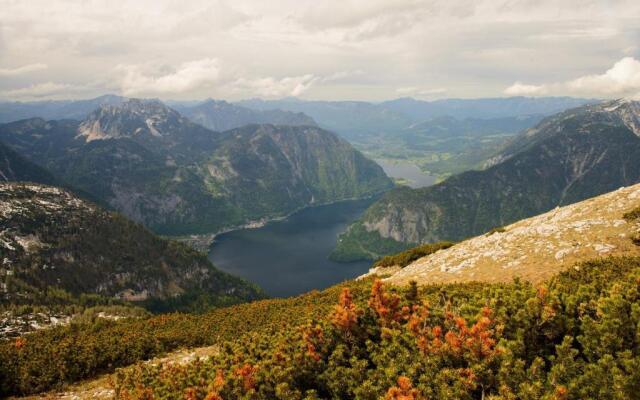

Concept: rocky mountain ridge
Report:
left=364, top=183, right=640, bottom=285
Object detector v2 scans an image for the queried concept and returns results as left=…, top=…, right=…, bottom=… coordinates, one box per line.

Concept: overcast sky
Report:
left=0, top=0, right=639, bottom=101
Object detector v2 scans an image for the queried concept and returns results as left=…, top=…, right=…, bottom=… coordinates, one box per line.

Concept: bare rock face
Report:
left=77, top=99, right=188, bottom=142
left=379, top=183, right=640, bottom=286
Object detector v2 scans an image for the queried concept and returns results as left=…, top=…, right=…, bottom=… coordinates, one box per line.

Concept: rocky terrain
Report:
left=366, top=183, right=640, bottom=285
left=0, top=182, right=262, bottom=311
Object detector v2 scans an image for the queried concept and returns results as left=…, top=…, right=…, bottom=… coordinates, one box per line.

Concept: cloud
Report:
left=0, top=63, right=48, bottom=77
left=1, top=82, right=78, bottom=99
left=2, top=1, right=640, bottom=100
left=396, top=86, right=447, bottom=97
left=567, top=57, right=640, bottom=95
left=504, top=57, right=640, bottom=98
left=503, top=82, right=547, bottom=96
left=117, top=58, right=221, bottom=96
left=229, top=74, right=320, bottom=98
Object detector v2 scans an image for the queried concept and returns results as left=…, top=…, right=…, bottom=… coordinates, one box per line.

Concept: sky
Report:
left=0, top=0, right=639, bottom=101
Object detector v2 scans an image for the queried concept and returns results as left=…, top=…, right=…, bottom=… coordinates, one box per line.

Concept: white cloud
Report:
left=503, top=82, right=547, bottom=96
left=567, top=57, right=640, bottom=95
left=0, top=63, right=48, bottom=77
left=504, top=57, right=640, bottom=98
left=229, top=74, right=320, bottom=98
left=116, top=58, right=222, bottom=96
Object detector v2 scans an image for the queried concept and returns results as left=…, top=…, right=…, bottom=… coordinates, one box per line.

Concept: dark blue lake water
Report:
left=208, top=198, right=374, bottom=297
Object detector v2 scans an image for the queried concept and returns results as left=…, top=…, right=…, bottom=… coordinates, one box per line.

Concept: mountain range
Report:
left=1, top=96, right=597, bottom=180
left=238, top=96, right=595, bottom=139
left=333, top=99, right=640, bottom=261
left=238, top=96, right=596, bottom=177
left=0, top=99, right=392, bottom=235
left=174, top=99, right=317, bottom=131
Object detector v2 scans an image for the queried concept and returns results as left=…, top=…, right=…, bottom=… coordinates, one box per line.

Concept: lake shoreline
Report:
left=170, top=193, right=384, bottom=254
left=373, top=159, right=438, bottom=189
left=206, top=197, right=376, bottom=297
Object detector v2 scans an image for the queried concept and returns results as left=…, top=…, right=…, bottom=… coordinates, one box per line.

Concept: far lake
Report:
left=208, top=198, right=375, bottom=297
left=375, top=159, right=438, bottom=188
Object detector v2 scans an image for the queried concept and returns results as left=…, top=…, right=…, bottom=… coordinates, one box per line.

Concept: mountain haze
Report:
left=0, top=95, right=125, bottom=123
left=176, top=99, right=317, bottom=131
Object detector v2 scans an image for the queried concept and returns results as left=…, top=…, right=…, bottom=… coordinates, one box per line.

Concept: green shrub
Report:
left=374, top=241, right=455, bottom=268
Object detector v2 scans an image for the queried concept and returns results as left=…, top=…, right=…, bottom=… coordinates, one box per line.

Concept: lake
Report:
left=375, top=159, right=437, bottom=188
left=208, top=198, right=375, bottom=297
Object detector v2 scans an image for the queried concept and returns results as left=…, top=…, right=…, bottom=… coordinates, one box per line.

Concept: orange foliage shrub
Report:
left=408, top=305, right=499, bottom=361
left=301, top=324, right=324, bottom=361
left=407, top=302, right=445, bottom=355
left=553, top=386, right=569, bottom=400
left=204, top=370, right=225, bottom=400
left=443, top=307, right=499, bottom=360
left=14, top=337, right=26, bottom=350
left=330, top=288, right=361, bottom=334
left=235, top=364, right=257, bottom=392
left=369, top=279, right=404, bottom=327
left=384, top=376, right=424, bottom=400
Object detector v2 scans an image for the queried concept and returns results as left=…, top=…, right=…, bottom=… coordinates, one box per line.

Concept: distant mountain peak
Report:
left=178, top=99, right=317, bottom=131
left=77, top=98, right=187, bottom=141
left=595, top=98, right=640, bottom=136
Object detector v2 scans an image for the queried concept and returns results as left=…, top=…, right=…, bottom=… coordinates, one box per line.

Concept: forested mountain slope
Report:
left=0, top=183, right=262, bottom=311
left=3, top=254, right=640, bottom=399
left=0, top=141, right=57, bottom=185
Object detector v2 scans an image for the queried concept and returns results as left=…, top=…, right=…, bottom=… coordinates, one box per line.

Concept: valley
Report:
left=3, top=3, right=640, bottom=399
left=374, top=159, right=438, bottom=188
left=335, top=99, right=640, bottom=261
left=1, top=95, right=639, bottom=400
